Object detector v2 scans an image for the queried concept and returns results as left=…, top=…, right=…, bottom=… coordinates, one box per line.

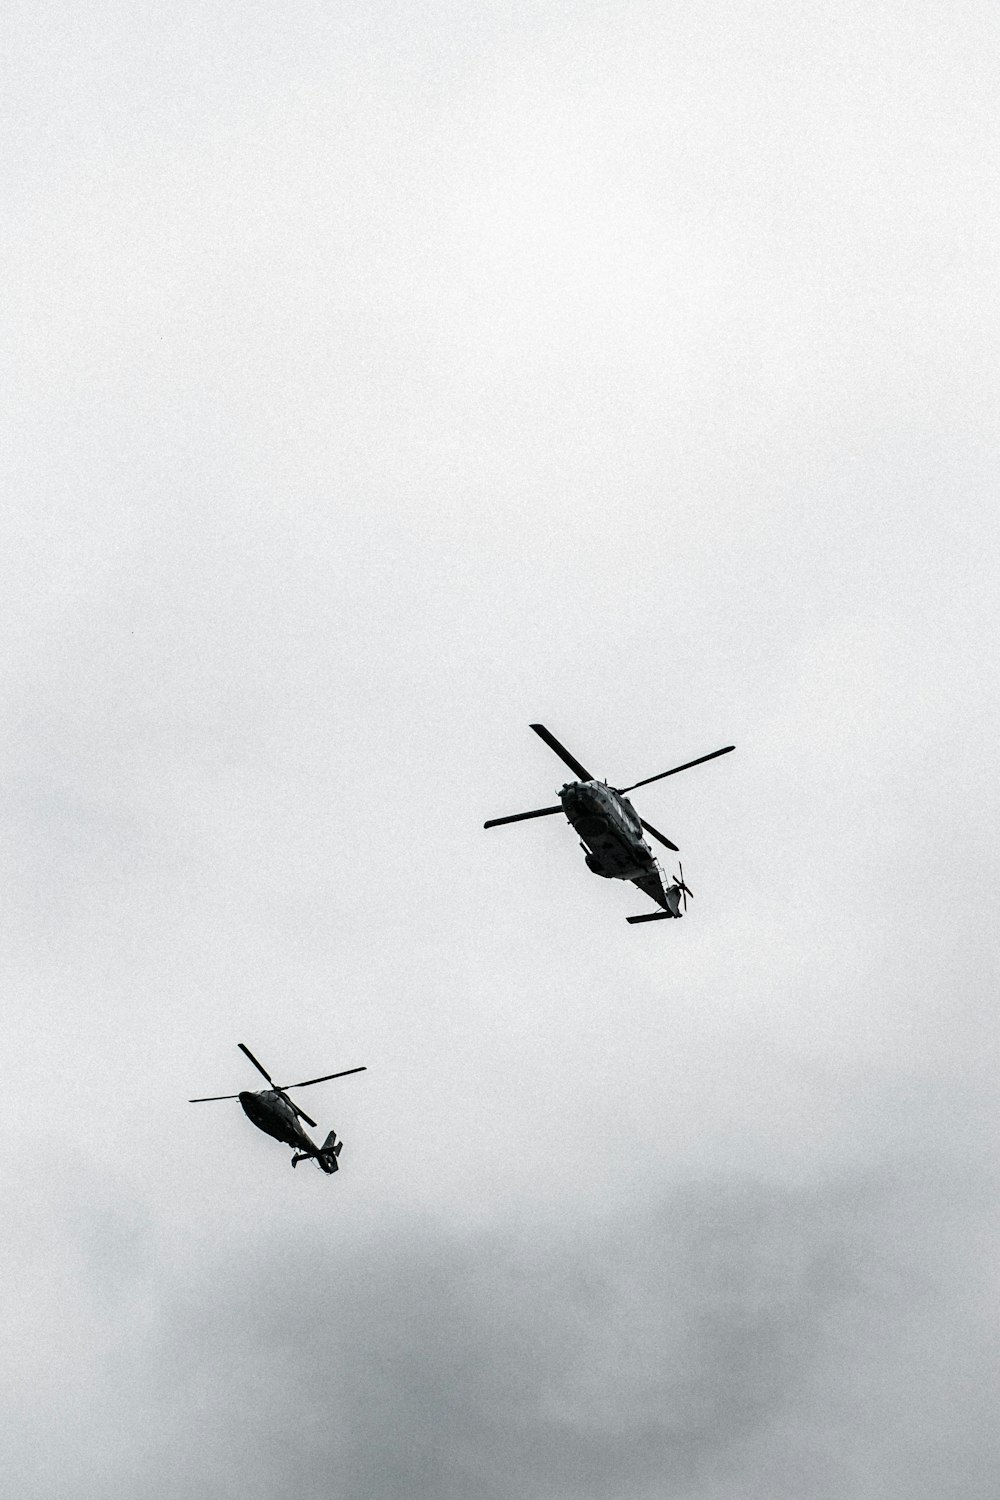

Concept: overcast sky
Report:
left=3, top=1, right=999, bottom=1496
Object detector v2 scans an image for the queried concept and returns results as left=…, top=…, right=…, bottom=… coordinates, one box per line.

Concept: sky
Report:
left=2, top=1, right=999, bottom=1495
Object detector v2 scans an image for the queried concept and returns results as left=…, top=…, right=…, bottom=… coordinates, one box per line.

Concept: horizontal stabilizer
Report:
left=626, top=909, right=676, bottom=924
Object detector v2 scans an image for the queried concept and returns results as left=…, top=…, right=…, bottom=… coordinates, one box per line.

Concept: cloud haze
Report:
left=9, top=1151, right=999, bottom=1499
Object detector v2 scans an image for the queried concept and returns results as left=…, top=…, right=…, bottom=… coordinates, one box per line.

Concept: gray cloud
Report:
left=11, top=1150, right=997, bottom=1500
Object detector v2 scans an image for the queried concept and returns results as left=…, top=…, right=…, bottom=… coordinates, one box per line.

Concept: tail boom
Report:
left=291, top=1129, right=343, bottom=1173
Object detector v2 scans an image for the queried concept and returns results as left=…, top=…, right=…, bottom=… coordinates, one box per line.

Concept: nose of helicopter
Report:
left=238, top=1090, right=267, bottom=1126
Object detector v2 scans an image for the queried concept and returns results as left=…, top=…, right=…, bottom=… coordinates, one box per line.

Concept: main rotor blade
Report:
left=639, top=818, right=679, bottom=853
left=282, top=1095, right=318, bottom=1129
left=280, top=1066, right=367, bottom=1091
left=484, top=805, right=562, bottom=829
left=618, top=744, right=734, bottom=794
left=238, top=1042, right=274, bottom=1085
left=189, top=1093, right=243, bottom=1102
left=529, top=724, right=594, bottom=783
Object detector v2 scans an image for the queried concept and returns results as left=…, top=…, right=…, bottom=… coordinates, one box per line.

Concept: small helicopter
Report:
left=484, top=724, right=733, bottom=923
left=189, top=1043, right=366, bottom=1173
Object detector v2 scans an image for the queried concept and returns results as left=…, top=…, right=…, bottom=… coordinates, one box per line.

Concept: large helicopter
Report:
left=484, top=724, right=733, bottom=923
left=189, top=1043, right=366, bottom=1172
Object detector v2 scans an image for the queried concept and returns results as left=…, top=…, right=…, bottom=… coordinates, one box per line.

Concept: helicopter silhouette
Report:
left=189, top=1043, right=366, bottom=1172
left=484, top=724, right=732, bottom=922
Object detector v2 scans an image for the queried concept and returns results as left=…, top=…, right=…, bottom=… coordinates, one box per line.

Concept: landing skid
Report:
left=626, top=909, right=677, bottom=924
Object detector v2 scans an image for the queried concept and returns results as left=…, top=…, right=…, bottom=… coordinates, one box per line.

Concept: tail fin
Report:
left=317, top=1130, right=341, bottom=1174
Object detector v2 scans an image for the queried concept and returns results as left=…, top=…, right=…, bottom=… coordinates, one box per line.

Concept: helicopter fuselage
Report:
left=560, top=780, right=654, bottom=881
left=239, top=1089, right=313, bottom=1152
left=237, top=1090, right=341, bottom=1173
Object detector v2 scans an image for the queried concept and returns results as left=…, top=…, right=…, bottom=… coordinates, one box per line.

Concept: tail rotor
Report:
left=673, top=863, right=693, bottom=912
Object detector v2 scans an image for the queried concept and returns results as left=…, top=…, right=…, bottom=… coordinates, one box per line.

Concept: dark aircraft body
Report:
left=485, top=724, right=731, bottom=922
left=238, top=1088, right=343, bottom=1172
left=558, top=775, right=684, bottom=918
